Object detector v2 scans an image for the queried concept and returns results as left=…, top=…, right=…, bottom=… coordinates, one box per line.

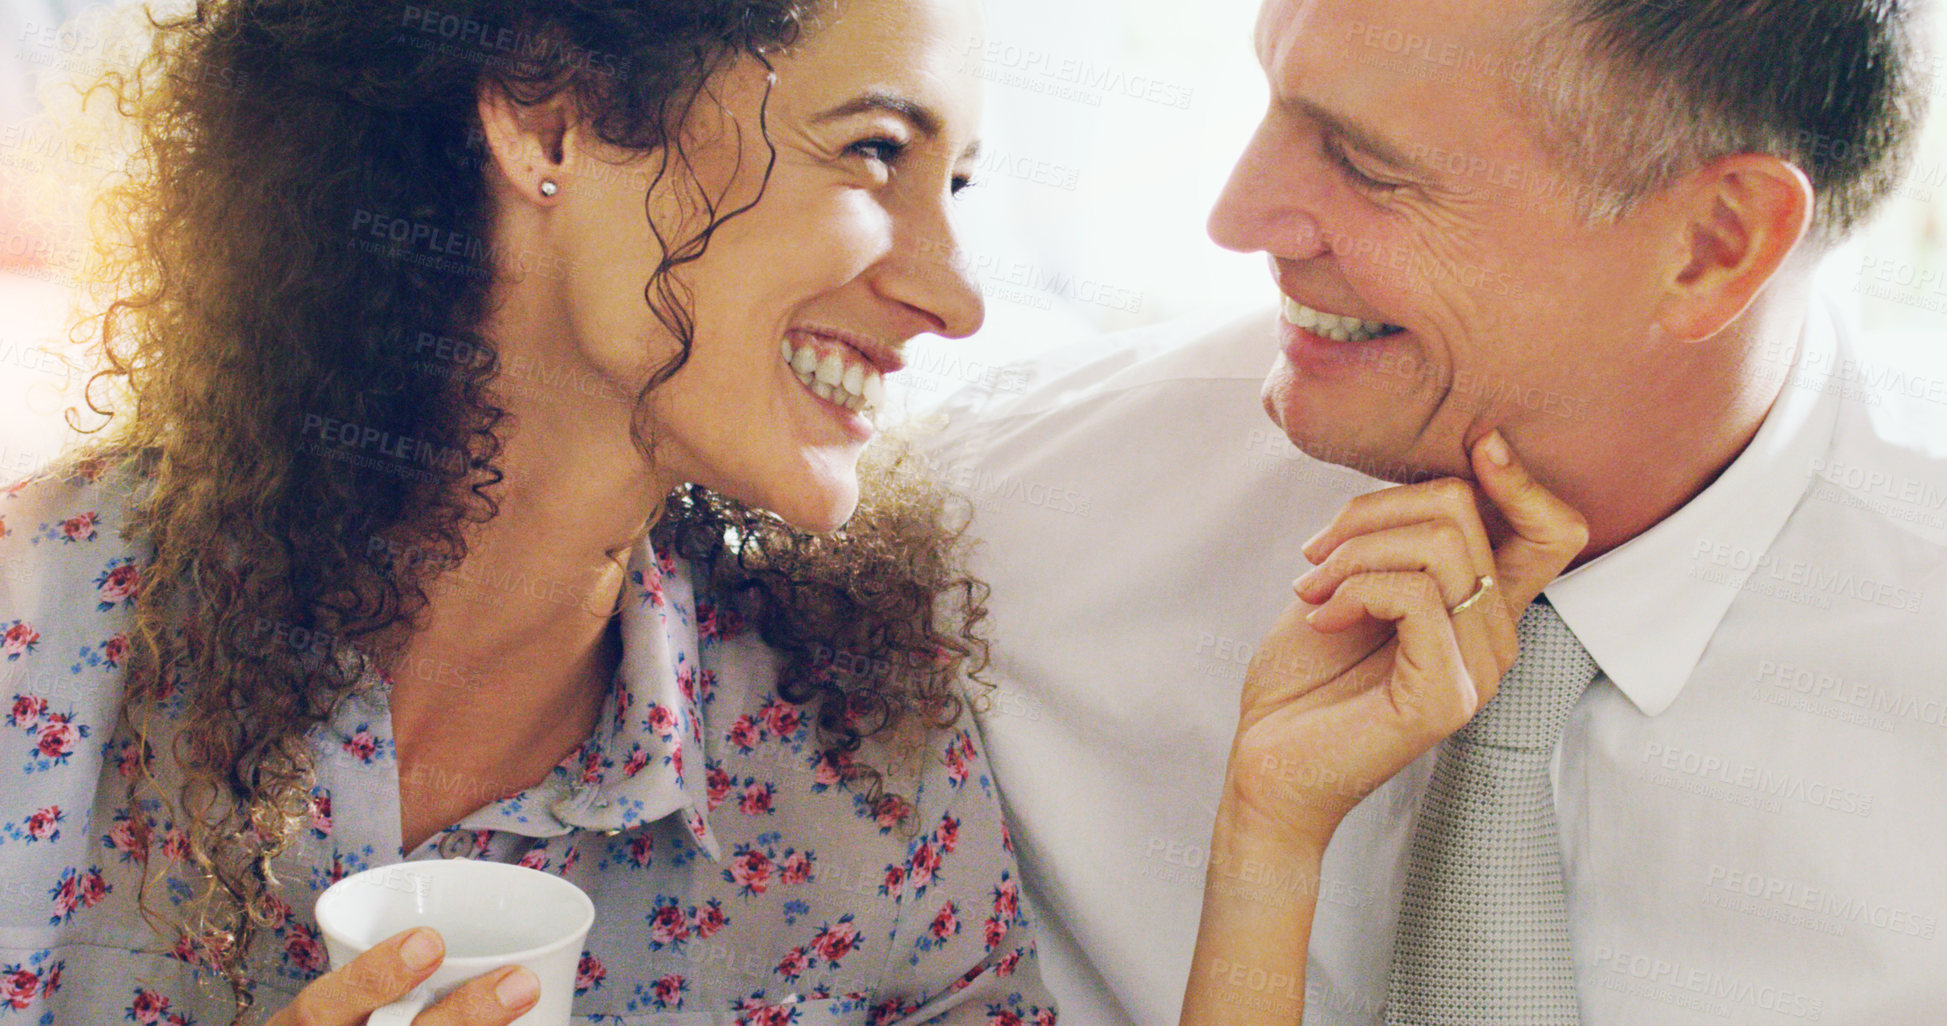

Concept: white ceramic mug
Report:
left=315, top=860, right=595, bottom=1026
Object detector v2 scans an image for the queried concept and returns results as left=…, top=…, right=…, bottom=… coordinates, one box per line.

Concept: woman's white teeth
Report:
left=782, top=337, right=884, bottom=414
left=1282, top=297, right=1401, bottom=343
left=816, top=352, right=844, bottom=387
left=789, top=342, right=819, bottom=377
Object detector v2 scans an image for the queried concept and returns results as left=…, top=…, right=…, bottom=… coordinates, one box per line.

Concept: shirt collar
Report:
left=408, top=537, right=726, bottom=861
left=1543, top=299, right=1844, bottom=717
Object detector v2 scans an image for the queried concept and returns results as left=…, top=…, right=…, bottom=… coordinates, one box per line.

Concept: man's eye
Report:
left=1325, top=137, right=1398, bottom=191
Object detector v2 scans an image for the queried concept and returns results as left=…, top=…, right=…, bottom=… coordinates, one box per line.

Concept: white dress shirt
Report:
left=919, top=297, right=1947, bottom=1026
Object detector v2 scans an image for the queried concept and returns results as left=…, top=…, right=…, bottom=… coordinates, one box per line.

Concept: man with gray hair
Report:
left=923, top=0, right=1946, bottom=1022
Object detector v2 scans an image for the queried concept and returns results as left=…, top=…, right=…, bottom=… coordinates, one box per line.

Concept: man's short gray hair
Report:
left=1515, top=0, right=1931, bottom=243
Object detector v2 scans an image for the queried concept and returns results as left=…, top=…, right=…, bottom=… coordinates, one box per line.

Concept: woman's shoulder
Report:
left=2, top=448, right=152, bottom=640
left=1, top=448, right=152, bottom=554
left=689, top=607, right=1001, bottom=830
left=0, top=448, right=149, bottom=772
left=0, top=451, right=150, bottom=948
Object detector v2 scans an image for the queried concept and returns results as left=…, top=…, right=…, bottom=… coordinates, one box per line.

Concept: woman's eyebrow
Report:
left=812, top=91, right=982, bottom=160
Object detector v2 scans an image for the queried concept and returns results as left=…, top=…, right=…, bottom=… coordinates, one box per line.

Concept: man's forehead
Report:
left=1249, top=0, right=1571, bottom=189
left=1254, top=0, right=1544, bottom=75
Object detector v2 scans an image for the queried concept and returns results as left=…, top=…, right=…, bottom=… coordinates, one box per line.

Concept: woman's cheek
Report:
left=811, top=190, right=896, bottom=274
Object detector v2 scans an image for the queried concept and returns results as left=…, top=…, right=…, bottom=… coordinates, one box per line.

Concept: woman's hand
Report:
left=1179, top=432, right=1587, bottom=1026
left=1225, top=430, right=1588, bottom=853
left=265, top=928, right=541, bottom=1026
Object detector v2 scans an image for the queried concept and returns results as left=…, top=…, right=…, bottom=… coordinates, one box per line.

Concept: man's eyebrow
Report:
left=1289, top=96, right=1426, bottom=177
left=811, top=92, right=981, bottom=160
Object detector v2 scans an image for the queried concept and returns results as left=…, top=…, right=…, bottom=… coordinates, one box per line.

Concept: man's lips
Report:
left=1270, top=257, right=1403, bottom=341
left=1280, top=295, right=1405, bottom=344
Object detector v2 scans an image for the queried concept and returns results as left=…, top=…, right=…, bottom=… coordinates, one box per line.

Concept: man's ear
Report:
left=475, top=83, right=575, bottom=203
left=1655, top=154, right=1814, bottom=342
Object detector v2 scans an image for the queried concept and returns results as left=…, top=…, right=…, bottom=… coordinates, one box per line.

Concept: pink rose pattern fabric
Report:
left=0, top=459, right=1053, bottom=1025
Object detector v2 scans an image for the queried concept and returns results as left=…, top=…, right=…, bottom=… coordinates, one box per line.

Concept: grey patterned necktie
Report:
left=1386, top=599, right=1598, bottom=1025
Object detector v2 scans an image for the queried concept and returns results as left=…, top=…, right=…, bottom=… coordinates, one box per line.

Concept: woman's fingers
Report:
left=1304, top=432, right=1586, bottom=616
left=1471, top=431, right=1590, bottom=609
left=266, top=928, right=444, bottom=1026
left=1292, top=520, right=1482, bottom=609
left=1305, top=570, right=1505, bottom=711
left=1302, top=477, right=1496, bottom=576
left=1227, top=575, right=1480, bottom=852
left=413, top=965, right=541, bottom=1026
left=1313, top=572, right=1486, bottom=742
left=264, top=926, right=537, bottom=1026
left=1290, top=482, right=1508, bottom=690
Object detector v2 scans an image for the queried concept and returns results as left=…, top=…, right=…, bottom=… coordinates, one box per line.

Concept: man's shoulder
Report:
left=923, top=307, right=1281, bottom=429
left=1816, top=328, right=1947, bottom=546
left=913, top=306, right=1382, bottom=522
left=1835, top=329, right=1947, bottom=451
left=914, top=307, right=1315, bottom=495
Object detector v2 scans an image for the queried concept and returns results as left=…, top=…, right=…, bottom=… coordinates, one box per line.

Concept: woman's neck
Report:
left=384, top=308, right=676, bottom=833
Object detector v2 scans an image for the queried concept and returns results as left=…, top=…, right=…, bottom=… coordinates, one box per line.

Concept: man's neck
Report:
left=1554, top=299, right=1809, bottom=568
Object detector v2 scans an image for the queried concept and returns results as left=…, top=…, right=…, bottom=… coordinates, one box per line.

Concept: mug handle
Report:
left=364, top=989, right=431, bottom=1026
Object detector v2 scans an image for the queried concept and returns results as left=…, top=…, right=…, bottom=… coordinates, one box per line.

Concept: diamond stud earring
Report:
left=539, top=179, right=559, bottom=198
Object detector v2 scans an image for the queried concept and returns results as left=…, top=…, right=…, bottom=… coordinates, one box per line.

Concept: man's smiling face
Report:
left=1208, top=0, right=1682, bottom=484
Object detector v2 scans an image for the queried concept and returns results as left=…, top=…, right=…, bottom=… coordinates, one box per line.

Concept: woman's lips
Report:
left=792, top=325, right=904, bottom=375
left=781, top=333, right=882, bottom=442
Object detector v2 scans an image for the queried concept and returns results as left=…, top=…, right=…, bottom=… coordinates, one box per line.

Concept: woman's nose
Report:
left=877, top=201, right=986, bottom=340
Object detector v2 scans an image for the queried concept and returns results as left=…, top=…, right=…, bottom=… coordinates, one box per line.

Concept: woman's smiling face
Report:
left=546, top=0, right=987, bottom=532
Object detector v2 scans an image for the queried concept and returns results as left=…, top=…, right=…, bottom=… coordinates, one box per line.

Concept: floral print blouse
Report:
left=0, top=458, right=1054, bottom=1025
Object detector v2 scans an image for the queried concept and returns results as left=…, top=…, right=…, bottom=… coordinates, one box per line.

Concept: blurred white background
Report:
left=3, top=0, right=1945, bottom=473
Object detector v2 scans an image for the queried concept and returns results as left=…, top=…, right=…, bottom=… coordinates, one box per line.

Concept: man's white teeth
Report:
left=1282, top=296, right=1401, bottom=343
left=782, top=337, right=884, bottom=414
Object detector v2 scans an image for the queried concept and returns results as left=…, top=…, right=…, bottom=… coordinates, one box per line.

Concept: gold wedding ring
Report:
left=1449, top=574, right=1495, bottom=616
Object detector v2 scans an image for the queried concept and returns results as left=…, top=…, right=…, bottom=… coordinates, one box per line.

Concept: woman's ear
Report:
left=1654, top=154, right=1815, bottom=342
left=476, top=84, right=576, bottom=204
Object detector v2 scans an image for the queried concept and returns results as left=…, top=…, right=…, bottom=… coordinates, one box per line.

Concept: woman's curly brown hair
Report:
left=66, top=0, right=991, bottom=1018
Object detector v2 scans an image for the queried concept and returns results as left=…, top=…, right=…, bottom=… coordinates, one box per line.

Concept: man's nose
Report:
left=1207, top=119, right=1330, bottom=261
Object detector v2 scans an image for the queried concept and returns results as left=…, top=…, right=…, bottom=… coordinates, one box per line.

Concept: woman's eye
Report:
left=848, top=137, right=906, bottom=166
left=950, top=173, right=976, bottom=197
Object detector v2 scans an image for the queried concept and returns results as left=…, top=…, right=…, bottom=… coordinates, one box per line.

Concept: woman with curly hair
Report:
left=0, top=0, right=1055, bottom=1022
